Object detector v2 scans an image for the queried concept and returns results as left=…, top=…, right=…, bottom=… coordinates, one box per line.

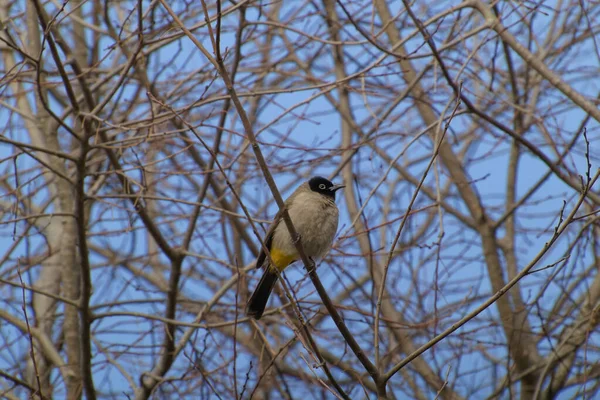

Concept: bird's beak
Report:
left=330, top=184, right=345, bottom=192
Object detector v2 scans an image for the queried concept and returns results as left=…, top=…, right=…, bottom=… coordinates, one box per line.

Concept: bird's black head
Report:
left=308, top=176, right=345, bottom=199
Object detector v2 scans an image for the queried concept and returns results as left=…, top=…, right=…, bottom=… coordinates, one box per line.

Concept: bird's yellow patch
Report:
left=269, top=247, right=296, bottom=271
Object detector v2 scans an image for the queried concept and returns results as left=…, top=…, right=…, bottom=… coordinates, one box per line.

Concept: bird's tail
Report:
left=246, top=268, right=278, bottom=320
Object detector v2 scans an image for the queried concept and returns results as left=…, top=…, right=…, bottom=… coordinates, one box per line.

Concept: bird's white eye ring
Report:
left=319, top=183, right=326, bottom=190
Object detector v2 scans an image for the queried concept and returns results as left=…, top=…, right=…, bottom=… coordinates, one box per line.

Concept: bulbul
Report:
left=246, top=176, right=345, bottom=319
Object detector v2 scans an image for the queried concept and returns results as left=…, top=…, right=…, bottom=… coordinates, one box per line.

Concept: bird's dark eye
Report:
left=319, top=183, right=326, bottom=190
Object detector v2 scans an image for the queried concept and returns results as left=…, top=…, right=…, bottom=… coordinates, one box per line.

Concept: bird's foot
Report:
left=306, top=257, right=316, bottom=272
left=293, top=233, right=302, bottom=244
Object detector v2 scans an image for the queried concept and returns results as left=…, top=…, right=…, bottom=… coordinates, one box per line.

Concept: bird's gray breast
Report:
left=272, top=191, right=339, bottom=259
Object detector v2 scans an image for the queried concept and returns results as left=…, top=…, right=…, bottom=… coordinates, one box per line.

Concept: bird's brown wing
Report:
left=255, top=207, right=284, bottom=269
left=254, top=187, right=303, bottom=269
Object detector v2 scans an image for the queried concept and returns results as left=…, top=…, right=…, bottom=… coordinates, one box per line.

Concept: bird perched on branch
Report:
left=246, top=176, right=345, bottom=319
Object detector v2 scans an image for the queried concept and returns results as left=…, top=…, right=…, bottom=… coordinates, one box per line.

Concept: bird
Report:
left=246, top=176, right=345, bottom=320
